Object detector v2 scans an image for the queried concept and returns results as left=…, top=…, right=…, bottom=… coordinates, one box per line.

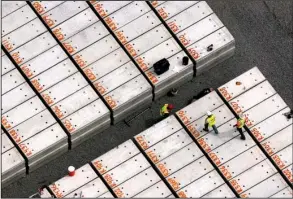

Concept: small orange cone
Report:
left=68, top=166, right=75, bottom=176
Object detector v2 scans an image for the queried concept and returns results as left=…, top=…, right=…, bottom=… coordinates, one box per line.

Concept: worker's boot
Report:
left=241, top=136, right=246, bottom=140
left=283, top=112, right=293, bottom=120
left=203, top=128, right=209, bottom=132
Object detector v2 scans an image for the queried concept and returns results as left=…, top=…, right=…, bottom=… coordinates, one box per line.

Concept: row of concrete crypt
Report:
left=37, top=67, right=292, bottom=198
left=2, top=0, right=235, bottom=187
left=1, top=1, right=292, bottom=198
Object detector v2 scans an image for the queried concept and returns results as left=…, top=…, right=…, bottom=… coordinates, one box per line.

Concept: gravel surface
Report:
left=2, top=1, right=292, bottom=197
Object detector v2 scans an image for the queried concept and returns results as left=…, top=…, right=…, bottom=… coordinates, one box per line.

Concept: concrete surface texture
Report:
left=2, top=1, right=293, bottom=197
left=264, top=0, right=293, bottom=37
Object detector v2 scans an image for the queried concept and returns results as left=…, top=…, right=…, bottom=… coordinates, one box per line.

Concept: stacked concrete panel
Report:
left=35, top=67, right=292, bottom=198
left=216, top=67, right=292, bottom=197
left=2, top=0, right=237, bottom=188
left=270, top=187, right=293, bottom=198
left=2, top=1, right=27, bottom=18
left=52, top=1, right=153, bottom=123
left=134, top=115, right=236, bottom=198
left=176, top=67, right=292, bottom=198
left=23, top=1, right=111, bottom=148
left=151, top=1, right=235, bottom=74
left=1, top=4, right=29, bottom=185
left=1, top=1, right=107, bottom=186
left=1, top=129, right=26, bottom=187
left=43, top=164, right=109, bottom=198
left=1, top=34, right=67, bottom=187
left=90, top=1, right=194, bottom=101
left=91, top=140, right=173, bottom=198
left=174, top=94, right=239, bottom=197
left=41, top=140, right=173, bottom=198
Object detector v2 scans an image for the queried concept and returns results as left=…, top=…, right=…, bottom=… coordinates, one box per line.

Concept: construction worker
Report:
left=233, top=113, right=246, bottom=140
left=160, top=104, right=174, bottom=118
left=203, top=111, right=219, bottom=134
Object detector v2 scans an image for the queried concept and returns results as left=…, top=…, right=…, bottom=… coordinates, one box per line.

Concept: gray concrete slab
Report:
left=2, top=1, right=292, bottom=197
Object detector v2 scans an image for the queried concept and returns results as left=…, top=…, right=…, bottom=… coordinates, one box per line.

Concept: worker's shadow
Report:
left=145, top=117, right=163, bottom=128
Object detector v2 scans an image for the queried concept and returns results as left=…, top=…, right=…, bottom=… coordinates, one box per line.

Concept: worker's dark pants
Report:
left=159, top=113, right=169, bottom=121
left=204, top=123, right=219, bottom=134
left=237, top=127, right=245, bottom=139
left=158, top=113, right=168, bottom=122
left=162, top=113, right=170, bottom=118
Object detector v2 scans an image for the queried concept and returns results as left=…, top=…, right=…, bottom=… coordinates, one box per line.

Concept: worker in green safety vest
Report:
left=234, top=113, right=246, bottom=140
left=203, top=111, right=219, bottom=134
left=160, top=104, right=174, bottom=118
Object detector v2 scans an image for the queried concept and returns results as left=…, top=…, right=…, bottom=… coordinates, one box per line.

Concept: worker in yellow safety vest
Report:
left=203, top=111, right=219, bottom=134
left=233, top=114, right=246, bottom=140
left=160, top=104, right=174, bottom=117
